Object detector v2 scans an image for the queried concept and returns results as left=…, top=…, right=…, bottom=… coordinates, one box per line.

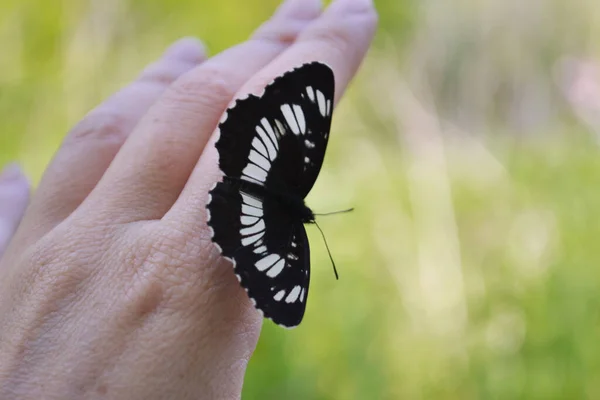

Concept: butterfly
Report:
left=206, top=62, right=335, bottom=328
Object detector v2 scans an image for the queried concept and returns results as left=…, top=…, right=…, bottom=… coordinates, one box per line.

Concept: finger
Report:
left=240, top=0, right=377, bottom=104
left=167, top=0, right=377, bottom=228
left=0, top=164, right=30, bottom=258
left=14, top=38, right=205, bottom=248
left=78, top=0, right=323, bottom=223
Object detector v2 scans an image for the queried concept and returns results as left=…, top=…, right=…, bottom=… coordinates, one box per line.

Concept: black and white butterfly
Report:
left=206, top=62, right=335, bottom=328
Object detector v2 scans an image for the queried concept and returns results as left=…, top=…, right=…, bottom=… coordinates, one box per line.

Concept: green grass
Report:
left=245, top=131, right=600, bottom=399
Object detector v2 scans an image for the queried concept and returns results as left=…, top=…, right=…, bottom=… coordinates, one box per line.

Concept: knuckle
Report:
left=139, top=60, right=188, bottom=86
left=17, top=234, right=98, bottom=305
left=65, top=110, right=129, bottom=147
left=131, top=224, right=219, bottom=306
left=310, top=25, right=354, bottom=56
left=252, top=20, right=304, bottom=47
left=163, top=66, right=234, bottom=113
left=305, top=10, right=378, bottom=56
left=352, top=5, right=378, bottom=28
left=24, top=220, right=119, bottom=287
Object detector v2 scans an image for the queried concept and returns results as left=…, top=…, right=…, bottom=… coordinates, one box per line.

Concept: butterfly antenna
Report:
left=314, top=207, right=354, bottom=217
left=313, top=221, right=339, bottom=280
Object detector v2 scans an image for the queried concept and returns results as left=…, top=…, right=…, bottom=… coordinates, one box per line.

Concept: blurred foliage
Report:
left=3, top=0, right=600, bottom=398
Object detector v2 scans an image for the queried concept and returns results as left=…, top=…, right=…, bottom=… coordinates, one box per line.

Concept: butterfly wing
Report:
left=207, top=182, right=310, bottom=327
left=215, top=61, right=334, bottom=198
left=207, top=62, right=334, bottom=327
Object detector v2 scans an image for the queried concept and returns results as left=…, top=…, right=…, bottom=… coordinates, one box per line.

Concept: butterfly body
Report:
left=207, top=62, right=334, bottom=328
left=232, top=178, right=316, bottom=221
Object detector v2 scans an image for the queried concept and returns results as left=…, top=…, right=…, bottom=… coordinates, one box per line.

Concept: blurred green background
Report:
left=3, top=0, right=600, bottom=398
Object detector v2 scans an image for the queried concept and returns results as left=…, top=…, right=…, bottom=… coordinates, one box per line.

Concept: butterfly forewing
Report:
left=215, top=62, right=334, bottom=196
left=207, top=62, right=335, bottom=327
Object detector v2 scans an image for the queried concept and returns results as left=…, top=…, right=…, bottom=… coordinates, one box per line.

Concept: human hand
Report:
left=0, top=165, right=30, bottom=258
left=0, top=0, right=377, bottom=398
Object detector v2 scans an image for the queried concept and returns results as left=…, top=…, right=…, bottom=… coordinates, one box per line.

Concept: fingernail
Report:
left=163, top=37, right=206, bottom=63
left=331, top=0, right=374, bottom=13
left=0, top=163, right=23, bottom=183
left=276, top=0, right=322, bottom=19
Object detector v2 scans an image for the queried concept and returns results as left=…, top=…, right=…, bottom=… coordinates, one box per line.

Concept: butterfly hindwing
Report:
left=207, top=62, right=335, bottom=327
left=207, top=181, right=310, bottom=327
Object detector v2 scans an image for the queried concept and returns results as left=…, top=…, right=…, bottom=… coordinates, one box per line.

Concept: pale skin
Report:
left=0, top=0, right=377, bottom=398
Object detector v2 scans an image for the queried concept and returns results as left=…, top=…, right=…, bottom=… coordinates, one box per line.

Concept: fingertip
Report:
left=163, top=37, right=207, bottom=64
left=0, top=162, right=29, bottom=214
left=328, top=0, right=375, bottom=14
left=0, top=163, right=28, bottom=188
left=274, top=0, right=322, bottom=20
left=0, top=163, right=30, bottom=253
left=1, top=163, right=22, bottom=181
left=253, top=0, right=323, bottom=45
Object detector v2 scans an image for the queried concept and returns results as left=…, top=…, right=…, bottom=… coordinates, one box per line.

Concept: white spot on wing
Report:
left=256, top=126, right=277, bottom=161
left=261, top=118, right=279, bottom=149
left=241, top=231, right=264, bottom=246
left=254, top=245, right=267, bottom=254
left=285, top=286, right=302, bottom=303
left=306, top=86, right=315, bottom=101
left=240, top=219, right=265, bottom=236
left=252, top=137, right=268, bottom=158
left=293, top=104, right=306, bottom=133
left=274, top=290, right=285, bottom=301
left=206, top=197, right=212, bottom=221
left=281, top=104, right=300, bottom=135
left=241, top=193, right=262, bottom=209
left=241, top=216, right=259, bottom=226
left=256, top=253, right=280, bottom=271
left=249, top=149, right=270, bottom=171
left=266, top=259, right=285, bottom=278
left=304, top=139, right=315, bottom=149
left=242, top=204, right=263, bottom=217
left=316, top=90, right=327, bottom=116
left=326, top=99, right=332, bottom=116
left=275, top=119, right=286, bottom=137
left=299, top=288, right=305, bottom=303
left=242, top=164, right=267, bottom=183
